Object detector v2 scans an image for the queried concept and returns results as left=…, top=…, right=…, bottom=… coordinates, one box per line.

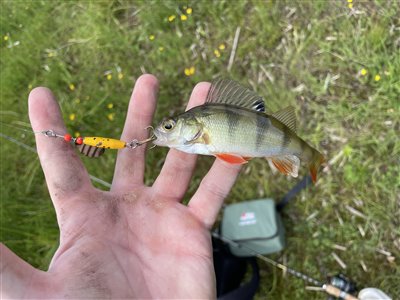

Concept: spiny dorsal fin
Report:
left=206, top=78, right=265, bottom=112
left=271, top=106, right=297, bottom=133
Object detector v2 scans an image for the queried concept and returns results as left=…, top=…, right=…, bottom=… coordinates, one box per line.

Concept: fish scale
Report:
left=197, top=105, right=290, bottom=157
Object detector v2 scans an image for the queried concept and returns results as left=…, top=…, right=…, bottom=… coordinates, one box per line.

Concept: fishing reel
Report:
left=327, top=274, right=357, bottom=300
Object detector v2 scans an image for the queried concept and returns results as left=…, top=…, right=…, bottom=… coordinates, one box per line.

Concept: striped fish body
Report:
left=154, top=78, right=324, bottom=182
left=185, top=104, right=311, bottom=160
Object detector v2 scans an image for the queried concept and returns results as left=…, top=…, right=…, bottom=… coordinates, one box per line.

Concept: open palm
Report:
left=1, top=75, right=241, bottom=299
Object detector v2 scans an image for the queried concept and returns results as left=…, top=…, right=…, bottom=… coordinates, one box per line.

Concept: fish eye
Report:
left=163, top=119, right=175, bottom=131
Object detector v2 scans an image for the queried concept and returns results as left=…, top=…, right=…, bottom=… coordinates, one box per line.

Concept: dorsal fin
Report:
left=271, top=106, right=297, bottom=133
left=206, top=78, right=265, bottom=112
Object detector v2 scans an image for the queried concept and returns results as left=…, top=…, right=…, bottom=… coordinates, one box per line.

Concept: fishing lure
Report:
left=36, top=128, right=155, bottom=157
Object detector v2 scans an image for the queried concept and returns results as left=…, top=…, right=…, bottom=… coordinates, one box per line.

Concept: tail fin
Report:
left=309, top=151, right=325, bottom=183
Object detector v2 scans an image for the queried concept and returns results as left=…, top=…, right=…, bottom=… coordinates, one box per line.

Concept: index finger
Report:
left=29, top=88, right=92, bottom=214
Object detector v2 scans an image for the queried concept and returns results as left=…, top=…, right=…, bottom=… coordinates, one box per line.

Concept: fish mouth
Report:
left=152, top=129, right=167, bottom=146
left=152, top=127, right=187, bottom=147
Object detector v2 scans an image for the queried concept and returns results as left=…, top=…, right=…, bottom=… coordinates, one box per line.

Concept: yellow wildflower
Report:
left=4, top=35, right=8, bottom=41
left=348, top=3, right=353, bottom=9
left=74, top=98, right=81, bottom=104
left=186, top=8, right=192, bottom=15
left=214, top=49, right=221, bottom=58
left=219, top=43, right=226, bottom=50
left=360, top=68, right=367, bottom=76
left=107, top=74, right=112, bottom=80
left=69, top=113, right=76, bottom=121
left=374, top=74, right=381, bottom=81
left=69, top=83, right=75, bottom=91
left=149, top=34, right=155, bottom=41
left=28, top=84, right=33, bottom=90
left=48, top=51, right=56, bottom=57
left=159, top=46, right=164, bottom=52
left=347, top=0, right=353, bottom=2
left=107, top=103, right=114, bottom=109
left=181, top=14, right=188, bottom=21
left=75, top=132, right=80, bottom=137
left=107, top=113, right=115, bottom=121
left=184, top=67, right=196, bottom=76
left=118, top=73, right=123, bottom=80
left=168, top=15, right=176, bottom=22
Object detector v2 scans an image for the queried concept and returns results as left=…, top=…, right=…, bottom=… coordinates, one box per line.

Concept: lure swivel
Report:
left=39, top=130, right=63, bottom=138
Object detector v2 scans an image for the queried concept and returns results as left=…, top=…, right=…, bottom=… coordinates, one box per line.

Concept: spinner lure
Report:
left=37, top=128, right=155, bottom=158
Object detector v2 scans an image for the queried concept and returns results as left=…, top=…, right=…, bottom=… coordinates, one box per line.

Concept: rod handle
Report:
left=324, top=284, right=359, bottom=300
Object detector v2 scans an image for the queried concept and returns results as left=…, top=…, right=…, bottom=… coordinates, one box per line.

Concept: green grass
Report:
left=1, top=1, right=399, bottom=298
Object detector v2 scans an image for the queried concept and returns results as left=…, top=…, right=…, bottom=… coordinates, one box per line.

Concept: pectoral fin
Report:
left=215, top=153, right=249, bottom=165
left=267, top=155, right=300, bottom=178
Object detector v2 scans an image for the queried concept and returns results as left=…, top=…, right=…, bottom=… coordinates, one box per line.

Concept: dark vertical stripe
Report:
left=280, top=125, right=292, bottom=153
left=255, top=115, right=269, bottom=151
left=226, top=110, right=240, bottom=140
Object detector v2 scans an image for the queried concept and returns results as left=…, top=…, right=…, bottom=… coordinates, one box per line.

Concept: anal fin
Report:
left=267, top=155, right=300, bottom=178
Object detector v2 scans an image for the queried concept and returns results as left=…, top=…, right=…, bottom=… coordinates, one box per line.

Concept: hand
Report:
left=1, top=74, right=241, bottom=299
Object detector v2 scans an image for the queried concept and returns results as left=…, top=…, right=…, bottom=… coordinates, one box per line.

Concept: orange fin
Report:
left=267, top=155, right=300, bottom=178
left=309, top=152, right=325, bottom=183
left=215, top=153, right=249, bottom=165
left=310, top=165, right=318, bottom=183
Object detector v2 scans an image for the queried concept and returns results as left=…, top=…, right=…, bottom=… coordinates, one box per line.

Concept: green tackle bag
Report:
left=221, top=199, right=285, bottom=257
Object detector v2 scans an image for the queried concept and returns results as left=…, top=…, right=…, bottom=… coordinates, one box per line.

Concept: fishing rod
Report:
left=212, top=231, right=391, bottom=300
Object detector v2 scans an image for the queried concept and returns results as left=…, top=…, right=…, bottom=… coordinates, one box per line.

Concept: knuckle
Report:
left=201, top=179, right=228, bottom=200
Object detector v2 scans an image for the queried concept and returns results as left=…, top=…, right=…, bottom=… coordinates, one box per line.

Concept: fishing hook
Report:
left=126, top=126, right=157, bottom=149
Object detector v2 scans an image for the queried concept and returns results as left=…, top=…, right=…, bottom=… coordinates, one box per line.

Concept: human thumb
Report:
left=1, top=243, right=44, bottom=298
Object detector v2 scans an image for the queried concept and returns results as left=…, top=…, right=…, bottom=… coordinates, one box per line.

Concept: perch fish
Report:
left=153, top=79, right=325, bottom=182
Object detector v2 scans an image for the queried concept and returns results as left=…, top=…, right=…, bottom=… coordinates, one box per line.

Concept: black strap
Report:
left=217, top=258, right=259, bottom=300
left=276, top=175, right=312, bottom=212
left=213, top=236, right=260, bottom=300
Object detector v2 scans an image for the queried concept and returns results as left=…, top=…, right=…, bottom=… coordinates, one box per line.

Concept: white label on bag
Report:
left=239, top=212, right=257, bottom=226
